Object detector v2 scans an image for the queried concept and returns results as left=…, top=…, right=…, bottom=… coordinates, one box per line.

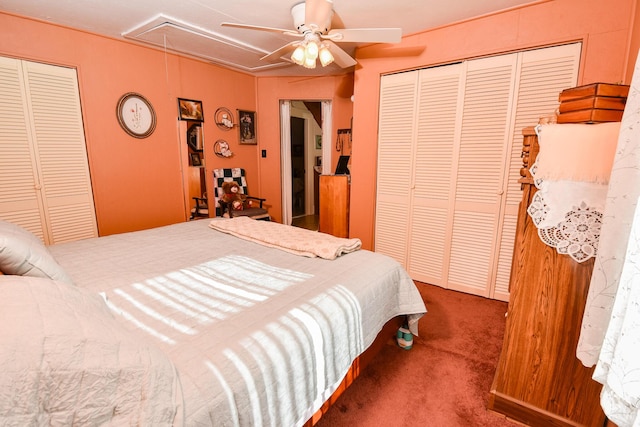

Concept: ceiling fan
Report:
left=221, top=0, right=402, bottom=69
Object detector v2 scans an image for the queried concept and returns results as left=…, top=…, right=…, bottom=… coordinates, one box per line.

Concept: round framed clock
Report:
left=116, top=92, right=157, bottom=138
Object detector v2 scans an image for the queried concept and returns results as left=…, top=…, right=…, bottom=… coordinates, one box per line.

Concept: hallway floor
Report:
left=292, top=214, right=318, bottom=231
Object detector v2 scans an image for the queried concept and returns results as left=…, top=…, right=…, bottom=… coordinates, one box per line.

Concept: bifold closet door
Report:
left=375, top=43, right=580, bottom=300
left=405, top=63, right=465, bottom=290
left=374, top=71, right=420, bottom=264
left=0, top=56, right=97, bottom=244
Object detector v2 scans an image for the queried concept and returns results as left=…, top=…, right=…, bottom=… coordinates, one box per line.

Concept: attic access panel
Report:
left=122, top=15, right=291, bottom=73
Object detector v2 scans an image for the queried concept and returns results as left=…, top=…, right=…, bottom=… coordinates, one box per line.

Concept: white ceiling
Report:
left=1, top=0, right=540, bottom=77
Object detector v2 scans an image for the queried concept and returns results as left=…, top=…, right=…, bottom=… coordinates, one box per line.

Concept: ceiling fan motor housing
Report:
left=291, top=2, right=332, bottom=34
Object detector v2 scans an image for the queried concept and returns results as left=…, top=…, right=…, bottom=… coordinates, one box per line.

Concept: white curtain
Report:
left=576, top=51, right=640, bottom=427
left=321, top=101, right=332, bottom=175
left=280, top=101, right=292, bottom=225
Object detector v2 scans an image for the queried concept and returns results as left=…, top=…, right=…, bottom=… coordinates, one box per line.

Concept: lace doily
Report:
left=527, top=161, right=606, bottom=263
left=536, top=201, right=603, bottom=262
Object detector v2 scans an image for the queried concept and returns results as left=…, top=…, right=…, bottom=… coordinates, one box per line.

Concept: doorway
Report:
left=291, top=116, right=306, bottom=218
left=281, top=100, right=331, bottom=227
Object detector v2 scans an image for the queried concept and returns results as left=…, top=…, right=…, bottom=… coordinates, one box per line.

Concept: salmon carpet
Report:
left=315, top=282, right=518, bottom=427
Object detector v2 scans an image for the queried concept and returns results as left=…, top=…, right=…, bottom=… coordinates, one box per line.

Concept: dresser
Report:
left=489, top=127, right=605, bottom=427
left=488, top=127, right=606, bottom=426
left=319, top=175, right=350, bottom=238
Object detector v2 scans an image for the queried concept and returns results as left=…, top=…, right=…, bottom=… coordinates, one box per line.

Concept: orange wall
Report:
left=627, top=0, right=640, bottom=79
left=0, top=12, right=258, bottom=236
left=349, top=0, right=639, bottom=250
left=255, top=74, right=354, bottom=223
left=3, top=0, right=637, bottom=241
left=0, top=11, right=354, bottom=232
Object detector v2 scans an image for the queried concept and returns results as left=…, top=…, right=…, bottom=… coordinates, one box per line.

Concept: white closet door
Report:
left=0, top=57, right=97, bottom=244
left=491, top=42, right=582, bottom=300
left=0, top=56, right=45, bottom=239
left=406, top=63, right=464, bottom=287
left=375, top=71, right=418, bottom=265
left=375, top=43, right=580, bottom=301
left=447, top=53, right=518, bottom=297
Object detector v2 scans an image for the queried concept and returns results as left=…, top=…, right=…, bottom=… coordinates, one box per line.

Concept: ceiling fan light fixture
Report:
left=291, top=45, right=306, bottom=65
left=305, top=40, right=319, bottom=60
left=318, top=45, right=334, bottom=67
left=303, top=56, right=317, bottom=69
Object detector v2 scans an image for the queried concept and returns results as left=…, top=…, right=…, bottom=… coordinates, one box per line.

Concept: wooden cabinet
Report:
left=319, top=175, right=350, bottom=238
left=488, top=127, right=605, bottom=426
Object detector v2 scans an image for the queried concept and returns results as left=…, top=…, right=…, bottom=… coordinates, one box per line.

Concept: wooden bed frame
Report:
left=304, top=316, right=402, bottom=426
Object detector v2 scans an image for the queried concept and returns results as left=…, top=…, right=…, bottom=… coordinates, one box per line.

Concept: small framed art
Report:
left=238, top=110, right=257, bottom=145
left=187, top=124, right=203, bottom=151
left=190, top=152, right=202, bottom=166
left=178, top=98, right=204, bottom=122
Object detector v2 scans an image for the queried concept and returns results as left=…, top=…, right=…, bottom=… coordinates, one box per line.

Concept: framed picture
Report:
left=190, top=152, right=202, bottom=166
left=315, top=135, right=322, bottom=149
left=116, top=92, right=156, bottom=138
left=238, top=110, right=257, bottom=145
left=187, top=124, right=203, bottom=151
left=178, top=98, right=204, bottom=122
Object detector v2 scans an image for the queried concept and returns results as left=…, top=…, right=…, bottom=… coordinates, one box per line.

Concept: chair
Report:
left=190, top=192, right=209, bottom=219
left=213, top=168, right=270, bottom=220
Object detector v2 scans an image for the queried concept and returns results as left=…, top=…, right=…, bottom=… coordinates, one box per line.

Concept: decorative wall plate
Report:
left=214, top=107, right=235, bottom=130
left=116, top=92, right=157, bottom=138
left=214, top=139, right=233, bottom=158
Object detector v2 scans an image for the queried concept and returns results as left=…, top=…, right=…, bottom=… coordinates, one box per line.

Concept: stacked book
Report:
left=557, top=83, right=629, bottom=123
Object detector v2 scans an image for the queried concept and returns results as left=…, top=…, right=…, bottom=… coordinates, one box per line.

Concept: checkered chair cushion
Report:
left=213, top=168, right=270, bottom=220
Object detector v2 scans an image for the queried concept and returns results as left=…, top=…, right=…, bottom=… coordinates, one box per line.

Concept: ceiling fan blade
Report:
left=260, top=42, right=298, bottom=62
left=326, top=28, right=402, bottom=44
left=305, top=0, right=333, bottom=31
left=221, top=22, right=301, bottom=37
left=325, top=41, right=357, bottom=68
left=330, top=10, right=345, bottom=31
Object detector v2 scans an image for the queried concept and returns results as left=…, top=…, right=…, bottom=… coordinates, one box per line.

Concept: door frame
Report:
left=280, top=100, right=332, bottom=225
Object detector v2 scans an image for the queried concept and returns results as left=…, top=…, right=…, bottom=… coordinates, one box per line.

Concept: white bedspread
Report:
left=0, top=276, right=182, bottom=426
left=49, top=220, right=426, bottom=427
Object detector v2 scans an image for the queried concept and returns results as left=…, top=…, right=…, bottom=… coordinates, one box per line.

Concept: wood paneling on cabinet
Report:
left=319, top=175, right=349, bottom=238
left=488, top=127, right=605, bottom=427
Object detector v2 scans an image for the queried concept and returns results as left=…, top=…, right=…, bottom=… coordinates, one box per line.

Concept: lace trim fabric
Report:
left=527, top=161, right=607, bottom=263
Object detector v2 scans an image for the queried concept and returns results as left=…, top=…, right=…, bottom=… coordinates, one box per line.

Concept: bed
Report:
left=0, top=217, right=426, bottom=426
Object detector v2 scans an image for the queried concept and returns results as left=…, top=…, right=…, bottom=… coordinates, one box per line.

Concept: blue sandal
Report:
left=396, top=325, right=413, bottom=350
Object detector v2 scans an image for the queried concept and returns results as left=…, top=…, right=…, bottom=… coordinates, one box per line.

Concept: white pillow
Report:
left=0, top=275, right=181, bottom=425
left=0, top=219, right=73, bottom=284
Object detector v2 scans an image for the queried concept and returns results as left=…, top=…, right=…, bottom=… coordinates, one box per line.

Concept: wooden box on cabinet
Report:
left=319, top=175, right=350, bottom=238
left=488, top=127, right=606, bottom=427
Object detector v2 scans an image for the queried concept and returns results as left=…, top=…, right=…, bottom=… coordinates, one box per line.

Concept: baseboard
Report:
left=488, top=390, right=587, bottom=427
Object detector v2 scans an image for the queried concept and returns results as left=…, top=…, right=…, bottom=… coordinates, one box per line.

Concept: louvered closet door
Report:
left=491, top=43, right=581, bottom=299
left=0, top=56, right=97, bottom=244
left=374, top=71, right=419, bottom=264
left=406, top=64, right=464, bottom=287
left=375, top=43, right=580, bottom=301
left=0, top=56, right=44, bottom=238
left=447, top=54, right=518, bottom=297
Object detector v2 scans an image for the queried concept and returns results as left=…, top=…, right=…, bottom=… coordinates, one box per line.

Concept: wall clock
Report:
left=116, top=92, right=157, bottom=138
